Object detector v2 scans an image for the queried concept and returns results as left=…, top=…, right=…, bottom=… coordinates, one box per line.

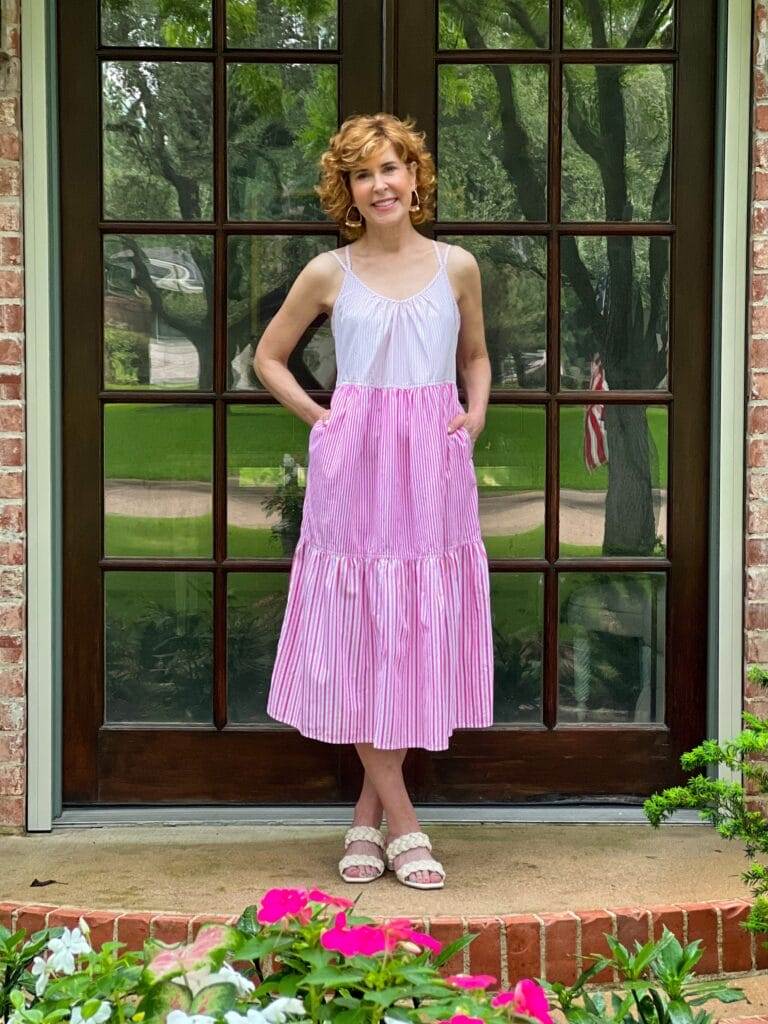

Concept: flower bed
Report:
left=0, top=888, right=749, bottom=1024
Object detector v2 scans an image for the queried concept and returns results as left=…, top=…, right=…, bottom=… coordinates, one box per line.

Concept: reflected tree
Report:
left=445, top=0, right=672, bottom=555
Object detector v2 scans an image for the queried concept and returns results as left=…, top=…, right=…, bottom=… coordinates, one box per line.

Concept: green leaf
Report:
left=362, top=988, right=407, bottom=1007
left=238, top=906, right=260, bottom=936
left=301, top=968, right=365, bottom=986
left=190, top=981, right=238, bottom=1014
left=137, top=979, right=193, bottom=1019
left=667, top=998, right=695, bottom=1024
left=432, top=933, right=476, bottom=968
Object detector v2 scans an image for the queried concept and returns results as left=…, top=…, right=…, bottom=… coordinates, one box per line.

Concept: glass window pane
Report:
left=479, top=406, right=546, bottom=559
left=102, top=61, right=213, bottom=222
left=104, top=234, right=213, bottom=391
left=563, top=1, right=674, bottom=49
left=558, top=572, right=666, bottom=724
left=227, top=0, right=338, bottom=49
left=562, top=64, right=672, bottom=222
left=491, top=572, right=544, bottom=723
left=559, top=404, right=667, bottom=558
left=105, top=570, right=213, bottom=724
left=438, top=1, right=549, bottom=49
left=228, top=573, right=290, bottom=724
left=438, top=64, right=549, bottom=222
left=228, top=235, right=336, bottom=391
left=228, top=406, right=314, bottom=558
left=227, top=63, right=338, bottom=221
left=104, top=404, right=213, bottom=558
left=560, top=234, right=669, bottom=390
left=100, top=1, right=213, bottom=47
left=442, top=234, right=547, bottom=390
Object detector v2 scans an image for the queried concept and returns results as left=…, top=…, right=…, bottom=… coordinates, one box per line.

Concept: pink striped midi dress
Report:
left=266, top=238, right=494, bottom=751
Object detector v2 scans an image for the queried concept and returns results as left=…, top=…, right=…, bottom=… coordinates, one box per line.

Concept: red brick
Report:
left=151, top=915, right=191, bottom=944
left=0, top=303, right=23, bottom=332
left=684, top=903, right=720, bottom=975
left=650, top=904, right=686, bottom=946
left=756, top=929, right=768, bottom=970
left=466, top=917, right=501, bottom=981
left=748, top=634, right=768, bottom=663
left=0, top=794, right=22, bottom=825
left=0, top=437, right=23, bottom=466
left=0, top=698, right=23, bottom=729
left=0, top=667, right=23, bottom=696
left=0, top=271, right=23, bottom=300
left=48, top=908, right=117, bottom=951
left=0, top=472, right=23, bottom=499
left=719, top=901, right=752, bottom=973
left=429, top=917, right=464, bottom=975
left=0, top=406, right=22, bottom=432
left=540, top=912, right=579, bottom=985
left=754, top=203, right=768, bottom=232
left=0, top=237, right=21, bottom=271
left=0, top=133, right=20, bottom=162
left=0, top=374, right=21, bottom=400
left=0, top=167, right=20, bottom=197
left=0, top=541, right=23, bottom=566
left=756, top=170, right=768, bottom=201
left=0, top=901, right=17, bottom=929
left=749, top=536, right=768, bottom=565
left=747, top=603, right=768, bottom=630
left=0, top=763, right=24, bottom=794
left=613, top=907, right=651, bottom=953
left=757, top=68, right=768, bottom=103
left=16, top=904, right=53, bottom=936
left=116, top=912, right=152, bottom=951
left=751, top=370, right=768, bottom=398
left=0, top=205, right=20, bottom=232
left=504, top=914, right=541, bottom=982
left=576, top=909, right=614, bottom=983
left=0, top=728, right=23, bottom=759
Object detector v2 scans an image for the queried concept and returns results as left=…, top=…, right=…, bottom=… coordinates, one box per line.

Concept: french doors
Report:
left=60, top=0, right=715, bottom=806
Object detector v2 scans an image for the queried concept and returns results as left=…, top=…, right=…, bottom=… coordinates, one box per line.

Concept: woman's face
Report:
left=348, top=143, right=417, bottom=226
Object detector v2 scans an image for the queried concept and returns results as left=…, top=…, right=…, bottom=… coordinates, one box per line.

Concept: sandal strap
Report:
left=394, top=858, right=445, bottom=883
left=344, top=825, right=385, bottom=849
left=385, top=831, right=432, bottom=859
left=339, top=853, right=385, bottom=873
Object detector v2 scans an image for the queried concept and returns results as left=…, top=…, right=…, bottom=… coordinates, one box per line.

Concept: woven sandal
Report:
left=385, top=830, right=446, bottom=890
left=338, top=825, right=386, bottom=883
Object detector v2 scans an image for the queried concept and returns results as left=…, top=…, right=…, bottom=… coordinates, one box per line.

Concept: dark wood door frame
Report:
left=60, top=0, right=714, bottom=806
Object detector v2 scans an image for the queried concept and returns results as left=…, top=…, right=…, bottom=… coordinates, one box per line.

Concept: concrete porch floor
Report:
left=0, top=822, right=754, bottom=917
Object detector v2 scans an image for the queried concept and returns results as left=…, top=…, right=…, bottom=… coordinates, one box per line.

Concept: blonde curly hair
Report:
left=315, top=112, right=437, bottom=240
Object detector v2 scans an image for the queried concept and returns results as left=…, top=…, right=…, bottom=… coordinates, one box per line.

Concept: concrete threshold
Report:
left=0, top=822, right=752, bottom=918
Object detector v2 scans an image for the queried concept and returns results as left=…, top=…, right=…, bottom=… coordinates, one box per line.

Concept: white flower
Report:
left=47, top=926, right=92, bottom=974
left=224, top=1000, right=307, bottom=1024
left=71, top=1001, right=111, bottom=1024
left=261, top=998, right=308, bottom=1024
left=30, top=954, right=51, bottom=996
left=166, top=1012, right=217, bottom=1024
left=204, top=962, right=255, bottom=997
left=77, top=917, right=91, bottom=937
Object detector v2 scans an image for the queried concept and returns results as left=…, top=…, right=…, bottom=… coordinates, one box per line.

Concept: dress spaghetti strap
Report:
left=329, top=249, right=349, bottom=271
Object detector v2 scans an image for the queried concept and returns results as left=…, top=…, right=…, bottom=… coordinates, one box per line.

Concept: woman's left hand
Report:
left=448, top=413, right=484, bottom=442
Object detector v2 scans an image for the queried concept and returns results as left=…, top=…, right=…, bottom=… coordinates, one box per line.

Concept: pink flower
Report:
left=307, top=889, right=355, bottom=909
left=321, top=918, right=388, bottom=957
left=380, top=918, right=442, bottom=955
left=491, top=980, right=553, bottom=1024
left=444, top=973, right=497, bottom=989
left=257, top=888, right=310, bottom=925
left=439, top=1016, right=486, bottom=1024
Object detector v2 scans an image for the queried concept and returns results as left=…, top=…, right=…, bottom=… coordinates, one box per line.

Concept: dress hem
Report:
left=264, top=713, right=496, bottom=752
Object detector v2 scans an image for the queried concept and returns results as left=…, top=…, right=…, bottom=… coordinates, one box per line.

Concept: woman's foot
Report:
left=344, top=823, right=387, bottom=880
left=386, top=830, right=443, bottom=886
left=343, top=801, right=385, bottom=880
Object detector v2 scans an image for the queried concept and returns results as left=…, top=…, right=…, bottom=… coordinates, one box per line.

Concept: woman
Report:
left=254, top=112, right=493, bottom=891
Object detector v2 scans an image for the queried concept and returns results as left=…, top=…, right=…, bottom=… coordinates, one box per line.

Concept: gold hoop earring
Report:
left=345, top=204, right=363, bottom=227
left=409, top=189, right=421, bottom=212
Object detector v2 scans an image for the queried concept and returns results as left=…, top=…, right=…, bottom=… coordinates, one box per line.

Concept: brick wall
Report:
left=0, top=0, right=24, bottom=830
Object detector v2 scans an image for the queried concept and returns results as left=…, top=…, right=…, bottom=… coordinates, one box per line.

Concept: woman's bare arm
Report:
left=451, top=246, right=491, bottom=441
left=253, top=253, right=340, bottom=427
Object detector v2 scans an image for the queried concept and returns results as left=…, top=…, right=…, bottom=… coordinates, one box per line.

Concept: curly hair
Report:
left=315, top=112, right=437, bottom=239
